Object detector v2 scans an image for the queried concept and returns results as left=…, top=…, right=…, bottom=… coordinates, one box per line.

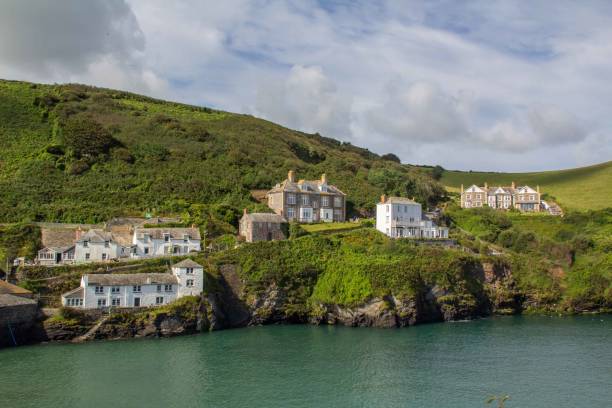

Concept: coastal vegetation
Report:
left=439, top=160, right=612, bottom=211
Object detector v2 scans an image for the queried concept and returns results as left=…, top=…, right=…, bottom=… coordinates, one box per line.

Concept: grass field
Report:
left=441, top=161, right=612, bottom=211
left=301, top=221, right=365, bottom=234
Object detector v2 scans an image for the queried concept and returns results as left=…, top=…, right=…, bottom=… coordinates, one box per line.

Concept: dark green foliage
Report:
left=61, top=115, right=117, bottom=158
left=289, top=221, right=309, bottom=239
left=381, top=153, right=400, bottom=163
left=0, top=224, right=41, bottom=272
left=287, top=141, right=326, bottom=164
left=431, top=165, right=444, bottom=180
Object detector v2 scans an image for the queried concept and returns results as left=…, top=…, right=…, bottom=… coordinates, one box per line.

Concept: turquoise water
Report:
left=1, top=316, right=611, bottom=408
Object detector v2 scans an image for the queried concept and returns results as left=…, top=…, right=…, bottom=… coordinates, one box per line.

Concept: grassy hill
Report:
left=440, top=161, right=612, bottom=211
left=0, top=79, right=443, bottom=225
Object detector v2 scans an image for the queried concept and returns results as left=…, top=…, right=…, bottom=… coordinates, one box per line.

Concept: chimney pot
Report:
left=380, top=194, right=386, bottom=203
left=511, top=181, right=516, bottom=189
left=288, top=170, right=295, bottom=182
left=321, top=173, right=327, bottom=184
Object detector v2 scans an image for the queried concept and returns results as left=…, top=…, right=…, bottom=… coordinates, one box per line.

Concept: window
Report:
left=164, top=284, right=173, bottom=292
left=333, top=209, right=342, bottom=219
left=111, top=298, right=121, bottom=306
left=67, top=298, right=83, bottom=307
left=164, top=233, right=170, bottom=242
left=133, top=285, right=141, bottom=293
left=173, top=246, right=180, bottom=254
left=183, top=234, right=190, bottom=243
left=321, top=196, right=329, bottom=207
left=183, top=246, right=188, bottom=253
left=286, top=207, right=296, bottom=219
left=186, top=268, right=194, bottom=275
left=286, top=194, right=296, bottom=205
left=85, top=253, right=90, bottom=260
left=104, top=241, right=110, bottom=248
left=97, top=299, right=106, bottom=307
left=300, top=208, right=312, bottom=220
left=95, top=286, right=104, bottom=294
left=186, top=279, right=194, bottom=287
left=144, top=247, right=149, bottom=255
left=111, top=286, right=120, bottom=294
left=301, top=195, right=309, bottom=205
left=155, top=296, right=164, bottom=305
left=83, top=241, right=89, bottom=248
left=156, top=285, right=162, bottom=292
left=102, top=253, right=107, bottom=260
left=334, top=197, right=342, bottom=207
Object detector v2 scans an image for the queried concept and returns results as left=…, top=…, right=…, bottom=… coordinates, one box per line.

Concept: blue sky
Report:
left=1, top=0, right=611, bottom=171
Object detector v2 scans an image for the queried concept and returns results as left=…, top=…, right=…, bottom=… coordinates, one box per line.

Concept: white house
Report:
left=61, top=259, right=205, bottom=308
left=376, top=195, right=449, bottom=239
left=132, top=227, right=201, bottom=258
left=74, top=228, right=131, bottom=263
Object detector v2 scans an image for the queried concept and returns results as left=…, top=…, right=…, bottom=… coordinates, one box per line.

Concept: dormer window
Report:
left=183, top=234, right=190, bottom=243
left=104, top=241, right=110, bottom=248
left=83, top=241, right=88, bottom=248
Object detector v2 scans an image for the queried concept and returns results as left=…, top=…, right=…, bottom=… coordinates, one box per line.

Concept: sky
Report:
left=1, top=0, right=611, bottom=172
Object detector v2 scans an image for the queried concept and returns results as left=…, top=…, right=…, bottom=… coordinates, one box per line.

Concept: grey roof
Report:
left=41, top=228, right=77, bottom=248
left=77, top=229, right=113, bottom=243
left=0, top=280, right=32, bottom=295
left=173, top=259, right=203, bottom=269
left=242, top=213, right=287, bottom=223
left=0, top=294, right=36, bottom=307
left=268, top=178, right=346, bottom=196
left=86, top=273, right=178, bottom=286
left=382, top=197, right=419, bottom=204
left=134, top=227, right=201, bottom=240
left=61, top=287, right=84, bottom=298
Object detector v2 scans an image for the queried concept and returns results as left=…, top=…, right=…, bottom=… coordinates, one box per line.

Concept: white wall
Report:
left=74, top=241, right=125, bottom=263
left=80, top=281, right=179, bottom=309
left=132, top=236, right=201, bottom=258
left=173, top=266, right=204, bottom=297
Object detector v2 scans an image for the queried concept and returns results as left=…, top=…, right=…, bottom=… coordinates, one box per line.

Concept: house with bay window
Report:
left=460, top=182, right=542, bottom=212
left=376, top=195, right=448, bottom=239
left=61, top=259, right=204, bottom=309
left=266, top=170, right=346, bottom=223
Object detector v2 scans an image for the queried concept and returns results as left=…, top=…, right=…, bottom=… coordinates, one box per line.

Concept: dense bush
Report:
left=61, top=115, right=117, bottom=158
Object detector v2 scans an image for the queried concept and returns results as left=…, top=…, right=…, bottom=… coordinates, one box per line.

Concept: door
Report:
left=134, top=297, right=141, bottom=307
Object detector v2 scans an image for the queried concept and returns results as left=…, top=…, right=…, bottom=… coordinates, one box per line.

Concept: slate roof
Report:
left=268, top=178, right=346, bottom=196
left=0, top=294, right=37, bottom=307
left=242, top=213, right=287, bottom=223
left=77, top=229, right=114, bottom=243
left=0, top=280, right=33, bottom=296
left=133, top=227, right=201, bottom=240
left=381, top=196, right=420, bottom=205
left=86, top=273, right=178, bottom=286
left=41, top=228, right=77, bottom=249
left=61, top=287, right=84, bottom=299
left=173, top=259, right=203, bottom=269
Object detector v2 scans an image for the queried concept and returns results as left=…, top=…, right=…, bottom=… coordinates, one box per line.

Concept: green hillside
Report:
left=440, top=161, right=612, bottom=211
left=0, top=79, right=442, bottom=225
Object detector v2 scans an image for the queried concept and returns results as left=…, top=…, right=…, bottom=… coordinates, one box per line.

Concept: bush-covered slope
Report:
left=0, top=79, right=444, bottom=223
left=439, top=161, right=612, bottom=211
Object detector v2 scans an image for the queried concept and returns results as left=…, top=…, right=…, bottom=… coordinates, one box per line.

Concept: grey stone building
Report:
left=239, top=210, right=287, bottom=242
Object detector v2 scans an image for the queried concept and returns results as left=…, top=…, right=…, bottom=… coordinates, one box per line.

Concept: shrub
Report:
left=61, top=115, right=117, bottom=158
left=381, top=153, right=401, bottom=163
left=67, top=159, right=90, bottom=175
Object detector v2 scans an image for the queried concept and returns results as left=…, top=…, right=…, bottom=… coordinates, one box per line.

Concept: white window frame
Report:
left=286, top=194, right=296, bottom=205
left=186, top=279, right=194, bottom=288
left=321, top=196, right=330, bottom=207
left=155, top=296, right=164, bottom=305
left=333, top=197, right=342, bottom=207
left=95, top=286, right=104, bottom=294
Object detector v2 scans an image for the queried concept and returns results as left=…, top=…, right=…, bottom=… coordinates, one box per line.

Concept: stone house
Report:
left=74, top=228, right=131, bottom=263
left=239, top=209, right=287, bottom=243
left=61, top=259, right=204, bottom=309
left=460, top=182, right=541, bottom=212
left=266, top=170, right=346, bottom=223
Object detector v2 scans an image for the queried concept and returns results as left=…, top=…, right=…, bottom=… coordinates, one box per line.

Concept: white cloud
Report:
left=1, top=0, right=610, bottom=171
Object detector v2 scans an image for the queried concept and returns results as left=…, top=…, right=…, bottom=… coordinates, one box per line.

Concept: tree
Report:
left=431, top=165, right=444, bottom=180
left=381, top=153, right=401, bottom=163
left=62, top=116, right=117, bottom=158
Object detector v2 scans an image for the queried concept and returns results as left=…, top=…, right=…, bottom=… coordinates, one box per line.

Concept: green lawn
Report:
left=301, top=221, right=365, bottom=233
left=441, top=161, right=612, bottom=211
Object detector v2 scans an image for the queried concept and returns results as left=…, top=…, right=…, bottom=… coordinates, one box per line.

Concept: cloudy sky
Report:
left=1, top=0, right=611, bottom=171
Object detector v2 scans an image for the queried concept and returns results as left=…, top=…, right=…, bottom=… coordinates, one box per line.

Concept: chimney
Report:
left=75, top=226, right=82, bottom=241
left=191, top=223, right=196, bottom=229
left=537, top=185, right=540, bottom=193
left=484, top=182, right=488, bottom=190
left=243, top=208, right=248, bottom=216
left=288, top=170, right=295, bottom=183
left=321, top=173, right=327, bottom=184
left=511, top=181, right=516, bottom=189
left=380, top=194, right=387, bottom=203
left=461, top=184, right=464, bottom=193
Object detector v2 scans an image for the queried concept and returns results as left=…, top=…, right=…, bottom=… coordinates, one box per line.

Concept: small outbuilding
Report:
left=239, top=210, right=287, bottom=243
